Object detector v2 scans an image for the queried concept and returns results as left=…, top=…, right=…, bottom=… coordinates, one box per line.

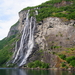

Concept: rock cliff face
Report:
left=31, top=17, right=75, bottom=67
left=35, top=17, right=75, bottom=49
left=8, top=10, right=75, bottom=67
left=7, top=10, right=27, bottom=37
left=54, top=1, right=73, bottom=7
left=7, top=21, right=19, bottom=37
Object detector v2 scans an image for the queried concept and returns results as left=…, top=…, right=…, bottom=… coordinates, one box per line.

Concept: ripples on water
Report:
left=0, top=68, right=75, bottom=75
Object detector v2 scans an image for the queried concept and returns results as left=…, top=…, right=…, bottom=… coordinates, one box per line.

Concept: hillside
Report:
left=0, top=0, right=75, bottom=69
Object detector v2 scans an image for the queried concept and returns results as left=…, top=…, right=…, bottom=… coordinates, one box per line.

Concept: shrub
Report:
left=52, top=52, right=56, bottom=55
left=7, top=64, right=16, bottom=67
left=70, top=60, right=75, bottom=67
left=28, top=62, right=34, bottom=68
left=66, top=56, right=75, bottom=63
left=59, top=54, right=66, bottom=60
left=27, top=60, right=50, bottom=69
left=61, top=62, right=66, bottom=67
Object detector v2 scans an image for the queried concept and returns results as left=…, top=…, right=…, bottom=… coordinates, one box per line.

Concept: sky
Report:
left=0, top=0, right=48, bottom=40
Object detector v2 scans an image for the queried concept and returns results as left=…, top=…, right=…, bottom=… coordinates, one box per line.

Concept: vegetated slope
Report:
left=0, top=22, right=20, bottom=67
left=37, top=0, right=75, bottom=21
left=0, top=0, right=75, bottom=68
left=21, top=0, right=75, bottom=22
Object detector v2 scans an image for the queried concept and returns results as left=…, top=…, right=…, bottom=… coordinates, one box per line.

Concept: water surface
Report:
left=0, top=68, right=75, bottom=75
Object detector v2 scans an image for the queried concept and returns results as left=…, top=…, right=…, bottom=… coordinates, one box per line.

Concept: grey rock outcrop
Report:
left=7, top=10, right=75, bottom=67
left=7, top=21, right=19, bottom=37
left=35, top=17, right=75, bottom=50
left=7, top=11, right=27, bottom=37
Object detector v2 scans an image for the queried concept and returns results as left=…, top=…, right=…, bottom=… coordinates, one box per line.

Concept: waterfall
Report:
left=12, top=41, right=18, bottom=59
left=12, top=10, right=36, bottom=67
left=35, top=10, right=38, bottom=15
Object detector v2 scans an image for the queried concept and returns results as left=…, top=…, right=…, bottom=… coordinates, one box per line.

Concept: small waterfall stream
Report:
left=35, top=10, right=38, bottom=15
left=12, top=10, right=36, bottom=67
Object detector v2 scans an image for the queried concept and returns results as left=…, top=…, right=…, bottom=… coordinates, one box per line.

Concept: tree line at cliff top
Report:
left=21, top=0, right=75, bottom=22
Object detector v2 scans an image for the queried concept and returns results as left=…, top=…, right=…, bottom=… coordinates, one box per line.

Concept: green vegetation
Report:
left=38, top=49, right=43, bottom=53
left=70, top=60, right=75, bottom=67
left=7, top=63, right=16, bottom=67
left=59, top=54, right=66, bottom=60
left=67, top=47, right=75, bottom=51
left=20, top=0, right=75, bottom=22
left=0, top=21, right=20, bottom=66
left=0, top=50, right=11, bottom=67
left=52, top=52, right=56, bottom=55
left=66, top=56, right=75, bottom=63
left=11, top=21, right=19, bottom=27
left=50, top=45, right=62, bottom=49
left=61, top=62, right=68, bottom=69
left=0, top=0, right=75, bottom=68
left=27, top=60, right=50, bottom=69
left=0, top=35, right=18, bottom=67
left=66, top=56, right=75, bottom=67
left=61, top=62, right=66, bottom=67
left=0, top=35, right=16, bottom=50
left=59, top=55, right=75, bottom=67
left=36, top=0, right=75, bottom=21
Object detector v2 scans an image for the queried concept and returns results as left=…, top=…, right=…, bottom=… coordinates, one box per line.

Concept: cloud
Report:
left=0, top=0, right=48, bottom=40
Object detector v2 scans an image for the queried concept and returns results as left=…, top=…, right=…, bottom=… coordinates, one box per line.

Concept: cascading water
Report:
left=35, top=10, right=38, bottom=15
left=12, top=10, right=36, bottom=67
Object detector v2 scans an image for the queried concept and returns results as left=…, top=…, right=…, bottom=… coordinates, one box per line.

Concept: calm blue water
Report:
left=0, top=68, right=75, bottom=75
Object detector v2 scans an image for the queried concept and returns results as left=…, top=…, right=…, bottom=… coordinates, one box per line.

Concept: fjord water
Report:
left=0, top=68, right=75, bottom=75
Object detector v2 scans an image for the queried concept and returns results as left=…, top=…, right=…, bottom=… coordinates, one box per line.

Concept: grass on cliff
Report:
left=20, top=0, right=75, bottom=22
left=36, top=0, right=75, bottom=22
left=0, top=35, right=18, bottom=67
left=11, top=21, right=19, bottom=27
left=0, top=35, right=16, bottom=50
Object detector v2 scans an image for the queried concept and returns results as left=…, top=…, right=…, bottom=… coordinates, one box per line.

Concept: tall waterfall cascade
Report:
left=11, top=10, right=37, bottom=67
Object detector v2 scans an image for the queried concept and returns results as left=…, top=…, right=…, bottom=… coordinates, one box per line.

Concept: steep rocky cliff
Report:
left=31, top=17, right=75, bottom=67
left=0, top=0, right=75, bottom=68
left=35, top=17, right=75, bottom=48
left=7, top=9, right=75, bottom=67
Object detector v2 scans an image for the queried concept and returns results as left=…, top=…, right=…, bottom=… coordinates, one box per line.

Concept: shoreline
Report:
left=0, top=67, right=75, bottom=71
left=22, top=67, right=75, bottom=71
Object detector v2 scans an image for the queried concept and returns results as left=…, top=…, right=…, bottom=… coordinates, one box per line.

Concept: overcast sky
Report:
left=0, top=0, right=48, bottom=40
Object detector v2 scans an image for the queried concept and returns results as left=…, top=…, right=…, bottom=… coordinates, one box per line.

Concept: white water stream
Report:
left=12, top=10, right=36, bottom=67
